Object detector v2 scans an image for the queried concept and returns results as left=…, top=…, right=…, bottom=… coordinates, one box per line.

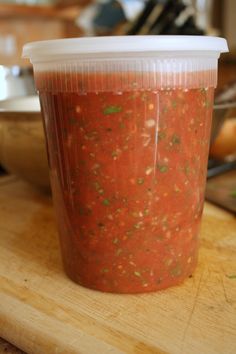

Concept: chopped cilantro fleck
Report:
left=170, top=265, right=182, bottom=277
left=112, top=151, right=118, bottom=157
left=172, top=134, right=181, bottom=144
left=113, top=238, right=119, bottom=244
left=158, top=131, right=166, bottom=140
left=172, top=100, right=177, bottom=108
left=157, top=165, right=168, bottom=173
left=103, top=105, right=122, bottom=115
left=137, top=177, right=144, bottom=185
left=101, top=268, right=109, bottom=273
left=184, top=165, right=191, bottom=175
left=163, top=107, right=168, bottom=113
left=134, top=223, right=142, bottom=229
left=68, top=117, right=78, bottom=125
left=102, top=199, right=110, bottom=206
left=143, top=208, right=149, bottom=216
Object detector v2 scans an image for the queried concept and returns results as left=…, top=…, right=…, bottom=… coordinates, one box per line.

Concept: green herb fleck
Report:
left=172, top=100, right=177, bottom=108
left=170, top=265, right=182, bottom=277
left=68, top=117, right=78, bottom=125
left=112, top=151, right=118, bottom=158
left=156, top=235, right=164, bottom=241
left=163, top=107, right=168, bottom=113
left=101, top=268, right=109, bottom=273
left=113, top=238, right=119, bottom=244
left=226, top=274, right=236, bottom=279
left=184, top=164, right=191, bottom=176
left=203, top=100, right=211, bottom=108
left=116, top=248, right=122, bottom=256
left=157, top=165, right=168, bottom=173
left=103, top=105, right=122, bottom=115
left=102, top=199, right=110, bottom=206
left=134, top=271, right=141, bottom=277
left=143, top=208, right=149, bottom=216
left=94, top=181, right=104, bottom=194
left=158, top=131, right=166, bottom=140
left=172, top=134, right=181, bottom=145
left=134, top=223, right=142, bottom=230
left=119, top=122, right=125, bottom=129
left=137, top=177, right=144, bottom=185
left=94, top=181, right=100, bottom=190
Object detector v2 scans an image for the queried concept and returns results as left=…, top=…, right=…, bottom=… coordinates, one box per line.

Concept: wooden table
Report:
left=0, top=176, right=235, bottom=354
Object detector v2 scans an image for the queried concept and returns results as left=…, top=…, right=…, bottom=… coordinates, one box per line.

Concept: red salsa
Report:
left=38, top=72, right=214, bottom=293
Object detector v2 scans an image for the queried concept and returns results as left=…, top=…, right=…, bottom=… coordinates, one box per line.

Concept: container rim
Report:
left=22, top=35, right=229, bottom=62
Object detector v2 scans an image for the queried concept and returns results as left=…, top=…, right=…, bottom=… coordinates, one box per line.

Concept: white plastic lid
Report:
left=23, top=35, right=228, bottom=62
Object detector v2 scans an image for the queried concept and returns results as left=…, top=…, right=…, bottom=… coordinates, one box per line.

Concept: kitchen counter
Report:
left=0, top=175, right=235, bottom=354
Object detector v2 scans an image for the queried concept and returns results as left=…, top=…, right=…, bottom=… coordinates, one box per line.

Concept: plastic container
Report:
left=23, top=36, right=228, bottom=293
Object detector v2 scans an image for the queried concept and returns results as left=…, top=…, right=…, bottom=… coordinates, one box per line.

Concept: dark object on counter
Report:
left=94, top=0, right=126, bottom=34
left=149, top=0, right=186, bottom=35
left=215, top=80, right=236, bottom=104
left=126, top=0, right=203, bottom=36
left=206, top=169, right=236, bottom=213
left=207, top=159, right=236, bottom=178
left=126, top=0, right=161, bottom=35
left=211, top=101, right=236, bottom=144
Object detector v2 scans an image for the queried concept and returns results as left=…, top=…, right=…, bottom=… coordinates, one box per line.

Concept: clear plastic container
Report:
left=23, top=36, right=228, bottom=293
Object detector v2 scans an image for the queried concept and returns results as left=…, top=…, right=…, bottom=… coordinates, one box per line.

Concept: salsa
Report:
left=38, top=72, right=214, bottom=293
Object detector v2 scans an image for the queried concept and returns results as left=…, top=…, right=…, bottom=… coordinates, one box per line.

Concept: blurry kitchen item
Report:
left=215, top=80, right=236, bottom=104
left=194, top=0, right=213, bottom=33
left=210, top=80, right=236, bottom=157
left=149, top=0, right=186, bottom=35
left=207, top=158, right=236, bottom=178
left=206, top=169, right=236, bottom=213
left=211, top=101, right=236, bottom=144
left=0, top=96, right=50, bottom=190
left=0, top=34, right=16, bottom=57
left=210, top=116, right=236, bottom=161
left=126, top=0, right=203, bottom=35
left=126, top=0, right=159, bottom=35
left=93, top=0, right=126, bottom=35
left=0, top=65, right=35, bottom=101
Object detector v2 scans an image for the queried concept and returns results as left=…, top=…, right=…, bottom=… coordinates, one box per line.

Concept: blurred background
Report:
left=0, top=0, right=236, bottom=211
left=0, top=0, right=235, bottom=67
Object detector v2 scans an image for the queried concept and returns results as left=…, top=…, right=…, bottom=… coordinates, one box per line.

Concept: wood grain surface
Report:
left=0, top=176, right=235, bottom=354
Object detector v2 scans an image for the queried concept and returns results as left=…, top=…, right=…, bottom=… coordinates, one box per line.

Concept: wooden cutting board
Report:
left=0, top=176, right=236, bottom=354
